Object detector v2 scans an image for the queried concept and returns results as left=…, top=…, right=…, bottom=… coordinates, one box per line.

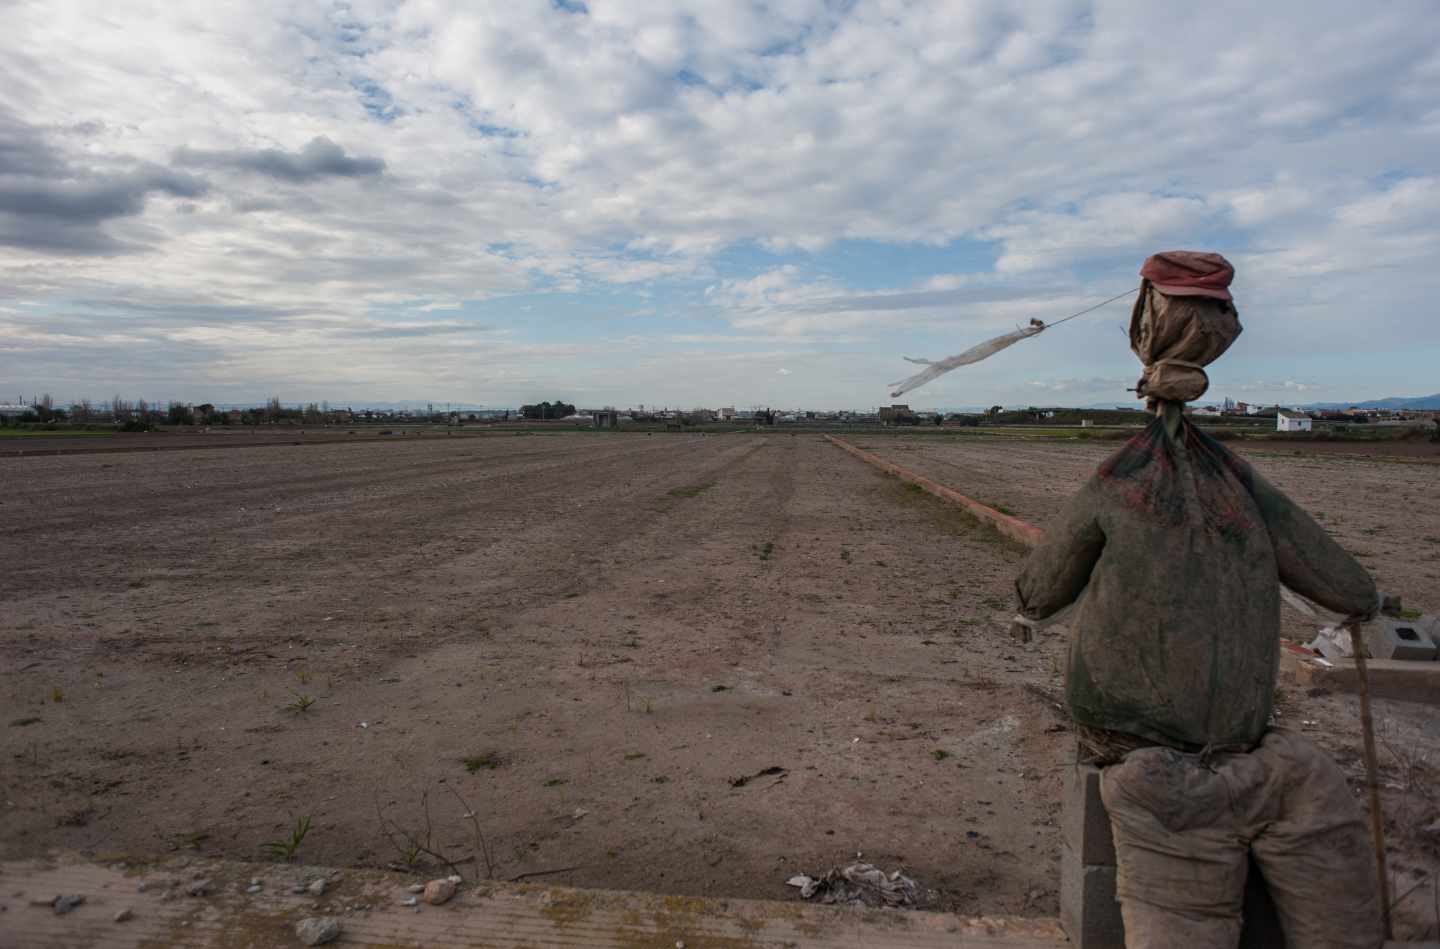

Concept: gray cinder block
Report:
left=1063, top=764, right=1117, bottom=866
left=1060, top=842, right=1125, bottom=948
left=1369, top=619, right=1439, bottom=662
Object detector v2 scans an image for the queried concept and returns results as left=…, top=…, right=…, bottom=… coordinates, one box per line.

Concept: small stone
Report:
left=186, top=878, right=211, bottom=897
left=249, top=878, right=262, bottom=887
left=294, top=916, right=340, bottom=946
left=307, top=879, right=327, bottom=897
left=136, top=881, right=150, bottom=893
left=423, top=878, right=456, bottom=905
left=113, top=908, right=133, bottom=922
left=446, top=874, right=462, bottom=885
left=53, top=894, right=84, bottom=915
left=400, top=896, right=418, bottom=907
left=246, top=884, right=263, bottom=894
left=407, top=883, right=425, bottom=894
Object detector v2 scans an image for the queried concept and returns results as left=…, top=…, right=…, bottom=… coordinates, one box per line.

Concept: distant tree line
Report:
left=520, top=400, right=576, bottom=420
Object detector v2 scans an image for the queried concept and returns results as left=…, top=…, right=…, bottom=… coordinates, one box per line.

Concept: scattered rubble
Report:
left=728, top=766, right=787, bottom=788
left=423, top=878, right=457, bottom=905
left=786, top=863, right=925, bottom=907
left=294, top=915, right=340, bottom=946
left=53, top=894, right=85, bottom=915
left=113, top=907, right=133, bottom=923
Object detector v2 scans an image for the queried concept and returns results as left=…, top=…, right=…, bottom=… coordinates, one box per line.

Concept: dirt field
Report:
left=2, top=431, right=1436, bottom=931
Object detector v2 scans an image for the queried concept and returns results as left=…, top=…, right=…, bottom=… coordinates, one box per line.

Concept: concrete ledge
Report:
left=823, top=435, right=1044, bottom=548
left=0, top=855, right=1067, bottom=948
left=1289, top=655, right=1440, bottom=705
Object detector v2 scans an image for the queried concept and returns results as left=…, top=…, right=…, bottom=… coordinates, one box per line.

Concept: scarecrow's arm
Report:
left=1015, top=481, right=1105, bottom=619
left=1247, top=469, right=1377, bottom=619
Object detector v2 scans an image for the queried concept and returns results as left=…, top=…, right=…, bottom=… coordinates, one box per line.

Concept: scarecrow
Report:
left=1015, top=252, right=1383, bottom=949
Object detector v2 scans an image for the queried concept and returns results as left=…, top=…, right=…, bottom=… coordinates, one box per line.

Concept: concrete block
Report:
left=1419, top=616, right=1440, bottom=651
left=1062, top=764, right=1116, bottom=867
left=1059, top=842, right=1124, bottom=949
left=1368, top=618, right=1439, bottom=662
left=1295, top=656, right=1440, bottom=705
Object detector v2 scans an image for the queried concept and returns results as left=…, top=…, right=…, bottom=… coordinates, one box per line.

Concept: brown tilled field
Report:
left=2, top=432, right=1437, bottom=929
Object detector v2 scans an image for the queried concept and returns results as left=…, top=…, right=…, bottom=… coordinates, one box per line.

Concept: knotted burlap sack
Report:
left=1129, top=282, right=1243, bottom=403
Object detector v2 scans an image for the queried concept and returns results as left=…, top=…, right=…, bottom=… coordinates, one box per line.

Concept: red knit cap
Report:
left=1139, top=251, right=1234, bottom=302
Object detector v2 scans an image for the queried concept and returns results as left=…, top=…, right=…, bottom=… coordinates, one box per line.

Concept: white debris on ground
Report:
left=1306, top=625, right=1356, bottom=660
left=785, top=863, right=926, bottom=907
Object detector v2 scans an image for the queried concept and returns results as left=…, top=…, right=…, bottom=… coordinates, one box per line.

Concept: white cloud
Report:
left=0, top=0, right=1437, bottom=405
left=1025, top=377, right=1132, bottom=394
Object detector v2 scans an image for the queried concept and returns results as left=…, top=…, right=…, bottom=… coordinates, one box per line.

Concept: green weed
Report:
left=462, top=753, right=503, bottom=773
left=260, top=816, right=311, bottom=861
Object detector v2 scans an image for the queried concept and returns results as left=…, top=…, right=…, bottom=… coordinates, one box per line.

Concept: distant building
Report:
left=879, top=404, right=916, bottom=426
left=1276, top=410, right=1312, bottom=432
left=0, top=403, right=37, bottom=420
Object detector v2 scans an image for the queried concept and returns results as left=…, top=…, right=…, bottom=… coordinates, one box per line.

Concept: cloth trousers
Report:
left=1099, top=729, right=1381, bottom=949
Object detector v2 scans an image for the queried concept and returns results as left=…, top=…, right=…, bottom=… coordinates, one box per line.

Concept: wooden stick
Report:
left=1346, top=621, right=1393, bottom=941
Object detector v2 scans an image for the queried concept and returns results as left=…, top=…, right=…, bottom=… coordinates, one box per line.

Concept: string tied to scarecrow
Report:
left=886, top=251, right=1241, bottom=405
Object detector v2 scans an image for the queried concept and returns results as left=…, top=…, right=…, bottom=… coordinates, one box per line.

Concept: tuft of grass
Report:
left=286, top=694, right=315, bottom=713
left=624, top=752, right=647, bottom=761
left=462, top=753, right=503, bottom=773
left=543, top=778, right=568, bottom=787
left=840, top=547, right=852, bottom=563
left=260, top=816, right=311, bottom=861
left=758, top=542, right=775, bottom=561
left=931, top=749, right=951, bottom=761
left=50, top=687, right=64, bottom=703
left=295, top=668, right=311, bottom=685
left=177, top=830, right=208, bottom=849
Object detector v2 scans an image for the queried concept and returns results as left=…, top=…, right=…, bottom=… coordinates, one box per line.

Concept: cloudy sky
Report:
left=3, top=1, right=1438, bottom=410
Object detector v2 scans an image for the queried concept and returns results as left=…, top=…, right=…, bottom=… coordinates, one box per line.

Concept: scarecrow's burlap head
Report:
left=1130, top=251, right=1242, bottom=404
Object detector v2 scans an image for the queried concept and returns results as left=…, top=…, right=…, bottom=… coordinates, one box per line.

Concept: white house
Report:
left=1276, top=409, right=1312, bottom=432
